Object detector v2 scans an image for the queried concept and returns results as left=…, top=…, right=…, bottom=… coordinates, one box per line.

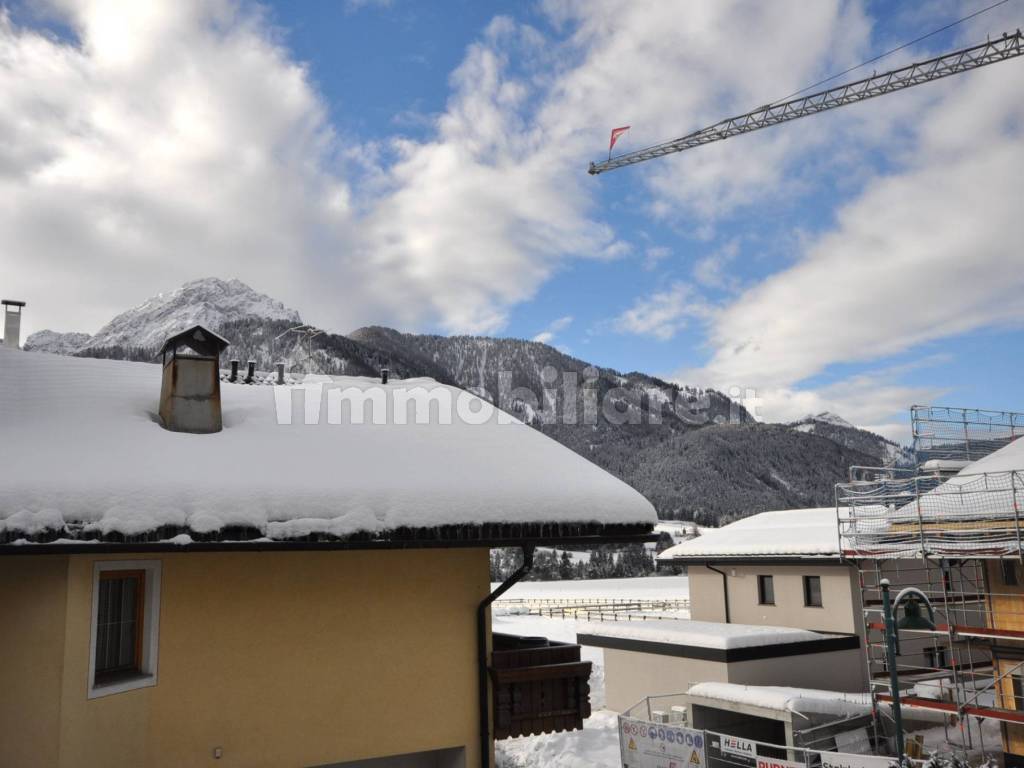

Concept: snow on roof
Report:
left=577, top=619, right=827, bottom=650
left=0, top=347, right=655, bottom=544
left=891, top=435, right=1024, bottom=522
left=952, top=434, right=1024, bottom=475
left=687, top=682, right=872, bottom=718
left=657, top=507, right=841, bottom=562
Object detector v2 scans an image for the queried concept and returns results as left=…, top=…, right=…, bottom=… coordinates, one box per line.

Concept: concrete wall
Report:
left=2, top=548, right=489, bottom=768
left=689, top=563, right=861, bottom=636
left=602, top=648, right=730, bottom=712
left=602, top=645, right=865, bottom=713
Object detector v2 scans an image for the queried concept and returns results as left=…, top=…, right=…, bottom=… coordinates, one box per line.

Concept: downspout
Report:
left=706, top=563, right=731, bottom=623
left=478, top=545, right=534, bottom=768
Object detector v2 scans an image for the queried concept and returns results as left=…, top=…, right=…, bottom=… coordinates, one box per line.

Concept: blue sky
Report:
left=2, top=0, right=1022, bottom=439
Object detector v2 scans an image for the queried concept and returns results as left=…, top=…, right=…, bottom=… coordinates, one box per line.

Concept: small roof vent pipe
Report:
left=2, top=300, right=26, bottom=350
left=381, top=366, right=389, bottom=385
left=276, top=362, right=285, bottom=385
left=229, top=359, right=239, bottom=382
left=158, top=325, right=229, bottom=434
left=245, top=361, right=255, bottom=384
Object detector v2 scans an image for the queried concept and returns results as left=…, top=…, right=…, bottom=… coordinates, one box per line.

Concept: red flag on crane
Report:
left=609, top=126, right=630, bottom=154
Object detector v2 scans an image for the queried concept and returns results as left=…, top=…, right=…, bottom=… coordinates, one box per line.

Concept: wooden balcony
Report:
left=490, top=633, right=592, bottom=740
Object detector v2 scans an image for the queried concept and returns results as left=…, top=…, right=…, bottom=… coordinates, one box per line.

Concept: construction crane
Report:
left=588, top=30, right=1023, bottom=175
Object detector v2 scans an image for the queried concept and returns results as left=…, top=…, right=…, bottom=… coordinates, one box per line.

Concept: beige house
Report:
left=660, top=508, right=864, bottom=640
left=0, top=334, right=656, bottom=768
left=581, top=508, right=872, bottom=713
left=579, top=618, right=863, bottom=712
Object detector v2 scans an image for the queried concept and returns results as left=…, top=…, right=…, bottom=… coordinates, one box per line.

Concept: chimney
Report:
left=158, top=325, right=230, bottom=434
left=229, top=359, right=239, bottom=382
left=276, top=362, right=285, bottom=385
left=2, top=300, right=26, bottom=349
left=245, top=361, right=255, bottom=384
left=381, top=367, right=389, bottom=385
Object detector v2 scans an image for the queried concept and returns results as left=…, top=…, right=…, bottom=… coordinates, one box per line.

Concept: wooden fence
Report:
left=495, top=597, right=690, bottom=622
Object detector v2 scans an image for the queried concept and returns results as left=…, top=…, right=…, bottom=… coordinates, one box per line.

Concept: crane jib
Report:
left=588, top=30, right=1023, bottom=175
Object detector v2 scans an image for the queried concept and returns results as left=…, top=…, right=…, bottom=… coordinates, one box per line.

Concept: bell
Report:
left=897, top=596, right=937, bottom=631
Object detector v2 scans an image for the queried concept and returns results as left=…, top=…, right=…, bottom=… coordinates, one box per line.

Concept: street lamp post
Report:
left=879, top=578, right=937, bottom=761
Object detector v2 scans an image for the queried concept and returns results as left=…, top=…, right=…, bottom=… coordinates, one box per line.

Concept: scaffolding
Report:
left=838, top=435, right=1024, bottom=760
left=913, top=406, right=1024, bottom=475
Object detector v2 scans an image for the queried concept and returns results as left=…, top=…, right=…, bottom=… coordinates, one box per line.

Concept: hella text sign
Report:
left=721, top=737, right=756, bottom=759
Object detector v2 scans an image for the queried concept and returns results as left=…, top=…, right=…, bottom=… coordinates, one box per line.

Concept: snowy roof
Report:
left=657, top=507, right=842, bottom=562
left=577, top=619, right=827, bottom=650
left=686, top=683, right=872, bottom=718
left=0, top=347, right=655, bottom=548
left=890, top=435, right=1024, bottom=522
left=948, top=434, right=1024, bottom=475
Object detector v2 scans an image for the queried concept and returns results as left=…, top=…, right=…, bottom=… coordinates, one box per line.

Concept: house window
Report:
left=95, top=571, right=145, bottom=685
left=925, top=646, right=948, bottom=669
left=1002, top=560, right=1019, bottom=587
left=757, top=575, right=775, bottom=605
left=1013, top=670, right=1024, bottom=710
left=804, top=575, right=823, bottom=607
left=89, top=561, right=161, bottom=699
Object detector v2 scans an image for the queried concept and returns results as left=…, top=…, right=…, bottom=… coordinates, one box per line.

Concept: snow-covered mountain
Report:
left=797, top=411, right=854, bottom=429
left=790, top=412, right=913, bottom=468
left=22, top=330, right=92, bottom=356
left=26, top=278, right=301, bottom=355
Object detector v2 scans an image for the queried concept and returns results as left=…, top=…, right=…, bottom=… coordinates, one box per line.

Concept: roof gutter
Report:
left=705, top=563, right=731, bottom=624
left=658, top=555, right=844, bottom=567
left=0, top=526, right=658, bottom=556
left=478, top=544, right=534, bottom=768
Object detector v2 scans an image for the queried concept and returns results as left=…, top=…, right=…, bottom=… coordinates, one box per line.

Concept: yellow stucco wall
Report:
left=986, top=561, right=1024, bottom=758
left=0, top=555, right=69, bottom=768
left=3, top=548, right=489, bottom=768
left=987, top=560, right=1024, bottom=632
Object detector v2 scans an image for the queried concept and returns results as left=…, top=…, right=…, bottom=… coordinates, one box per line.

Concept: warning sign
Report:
left=618, top=716, right=705, bottom=768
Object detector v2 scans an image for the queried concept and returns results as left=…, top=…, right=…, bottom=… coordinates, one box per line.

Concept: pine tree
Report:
left=558, top=550, right=574, bottom=580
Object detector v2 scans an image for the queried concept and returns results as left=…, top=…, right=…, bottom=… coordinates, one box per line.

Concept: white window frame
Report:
left=87, top=560, right=162, bottom=699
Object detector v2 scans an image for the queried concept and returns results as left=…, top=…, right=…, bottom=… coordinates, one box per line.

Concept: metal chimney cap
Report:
left=2, top=299, right=26, bottom=308
left=159, top=325, right=230, bottom=357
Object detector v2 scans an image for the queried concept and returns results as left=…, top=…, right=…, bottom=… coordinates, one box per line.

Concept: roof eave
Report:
left=0, top=522, right=658, bottom=556
left=657, top=554, right=845, bottom=567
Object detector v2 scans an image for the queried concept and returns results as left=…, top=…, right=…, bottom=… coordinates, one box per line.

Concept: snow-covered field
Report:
left=493, top=576, right=690, bottom=768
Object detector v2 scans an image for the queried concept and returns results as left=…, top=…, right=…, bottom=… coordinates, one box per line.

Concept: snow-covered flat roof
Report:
left=657, top=507, right=842, bottom=562
left=576, top=619, right=827, bottom=650
left=0, top=347, right=655, bottom=546
left=687, top=682, right=871, bottom=718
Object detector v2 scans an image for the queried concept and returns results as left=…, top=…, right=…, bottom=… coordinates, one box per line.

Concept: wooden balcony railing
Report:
left=490, top=633, right=592, bottom=740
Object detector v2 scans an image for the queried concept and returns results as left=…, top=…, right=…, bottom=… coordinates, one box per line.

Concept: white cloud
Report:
left=614, top=282, right=711, bottom=341
left=0, top=1, right=369, bottom=337
left=682, top=45, right=1024, bottom=428
left=533, top=314, right=573, bottom=344
left=693, top=238, right=741, bottom=290
left=643, top=245, right=671, bottom=270
left=0, top=0, right=875, bottom=341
